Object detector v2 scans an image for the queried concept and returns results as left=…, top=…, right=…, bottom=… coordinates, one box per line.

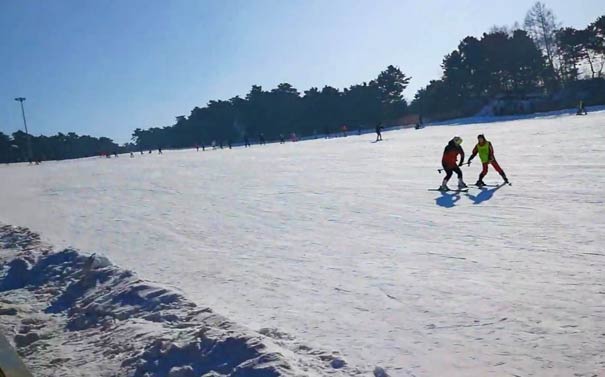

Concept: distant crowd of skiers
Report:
left=122, top=124, right=393, bottom=158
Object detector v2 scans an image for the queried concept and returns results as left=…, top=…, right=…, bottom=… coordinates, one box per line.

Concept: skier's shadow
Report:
left=435, top=191, right=463, bottom=208
left=465, top=184, right=505, bottom=205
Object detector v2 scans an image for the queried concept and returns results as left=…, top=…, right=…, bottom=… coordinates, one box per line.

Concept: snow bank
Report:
left=0, top=224, right=374, bottom=376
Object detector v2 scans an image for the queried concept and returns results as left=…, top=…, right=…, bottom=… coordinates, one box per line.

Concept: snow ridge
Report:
left=0, top=224, right=371, bottom=377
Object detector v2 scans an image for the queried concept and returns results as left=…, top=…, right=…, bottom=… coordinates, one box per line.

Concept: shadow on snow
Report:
left=435, top=184, right=506, bottom=207
left=435, top=191, right=463, bottom=208
left=465, top=184, right=506, bottom=205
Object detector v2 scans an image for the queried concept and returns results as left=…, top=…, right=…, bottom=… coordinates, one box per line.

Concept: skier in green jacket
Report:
left=468, top=134, right=509, bottom=187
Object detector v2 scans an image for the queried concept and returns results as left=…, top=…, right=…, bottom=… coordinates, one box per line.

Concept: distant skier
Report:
left=468, top=134, right=509, bottom=186
left=130, top=152, right=134, bottom=158
left=577, top=101, right=588, bottom=115
left=259, top=133, right=266, bottom=145
left=415, top=117, right=424, bottom=130
left=228, top=140, right=232, bottom=149
left=439, top=136, right=467, bottom=191
left=280, top=134, right=285, bottom=144
left=244, top=136, right=251, bottom=148
left=375, top=122, right=384, bottom=142
left=158, top=147, right=163, bottom=154
left=196, top=144, right=199, bottom=152
left=341, top=125, right=348, bottom=137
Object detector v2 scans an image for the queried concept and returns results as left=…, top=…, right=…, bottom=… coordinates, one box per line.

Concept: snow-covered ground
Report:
left=1, top=110, right=605, bottom=376
left=0, top=225, right=357, bottom=377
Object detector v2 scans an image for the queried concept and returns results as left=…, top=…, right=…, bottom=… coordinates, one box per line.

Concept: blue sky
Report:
left=1, top=0, right=603, bottom=143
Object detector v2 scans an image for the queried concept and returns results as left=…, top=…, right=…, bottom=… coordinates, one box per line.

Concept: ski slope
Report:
left=1, top=110, right=604, bottom=376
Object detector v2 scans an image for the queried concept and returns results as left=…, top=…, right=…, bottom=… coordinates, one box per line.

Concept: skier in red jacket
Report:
left=439, top=136, right=467, bottom=191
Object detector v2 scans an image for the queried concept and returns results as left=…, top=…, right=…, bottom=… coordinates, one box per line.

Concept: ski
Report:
left=428, top=188, right=469, bottom=192
left=472, top=182, right=511, bottom=188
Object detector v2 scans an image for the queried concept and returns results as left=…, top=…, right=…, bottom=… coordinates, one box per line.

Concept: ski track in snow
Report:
left=1, top=110, right=605, bottom=376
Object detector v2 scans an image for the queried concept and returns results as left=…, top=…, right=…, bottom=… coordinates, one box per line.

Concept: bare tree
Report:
left=489, top=25, right=511, bottom=35
left=586, top=16, right=605, bottom=78
left=489, top=22, right=521, bottom=37
left=524, top=2, right=561, bottom=77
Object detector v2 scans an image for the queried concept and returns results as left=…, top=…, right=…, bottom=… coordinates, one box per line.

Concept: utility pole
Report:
left=14, top=97, right=33, bottom=162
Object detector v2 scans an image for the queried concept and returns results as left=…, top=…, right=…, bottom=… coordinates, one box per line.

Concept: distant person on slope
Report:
left=577, top=101, right=588, bottom=115
left=467, top=134, right=508, bottom=186
left=375, top=122, right=384, bottom=141
left=439, top=136, right=467, bottom=191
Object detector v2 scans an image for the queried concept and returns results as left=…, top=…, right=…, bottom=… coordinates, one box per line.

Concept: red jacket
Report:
left=442, top=140, right=465, bottom=168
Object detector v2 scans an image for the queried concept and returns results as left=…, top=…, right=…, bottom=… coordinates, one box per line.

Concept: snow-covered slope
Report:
left=1, top=110, right=604, bottom=376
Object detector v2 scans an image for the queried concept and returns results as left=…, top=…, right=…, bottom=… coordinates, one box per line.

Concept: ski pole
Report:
left=437, top=162, right=470, bottom=173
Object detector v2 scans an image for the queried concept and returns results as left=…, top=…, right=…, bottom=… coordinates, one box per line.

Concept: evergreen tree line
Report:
left=132, top=65, right=410, bottom=149
left=0, top=130, right=121, bottom=163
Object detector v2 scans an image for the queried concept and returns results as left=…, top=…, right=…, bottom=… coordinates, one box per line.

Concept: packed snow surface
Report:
left=1, top=110, right=605, bottom=376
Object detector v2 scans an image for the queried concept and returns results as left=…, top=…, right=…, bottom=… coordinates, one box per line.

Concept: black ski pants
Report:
left=443, top=163, right=462, bottom=180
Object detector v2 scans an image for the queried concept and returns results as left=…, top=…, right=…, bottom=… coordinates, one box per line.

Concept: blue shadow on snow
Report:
left=465, top=185, right=505, bottom=205
left=435, top=191, right=463, bottom=208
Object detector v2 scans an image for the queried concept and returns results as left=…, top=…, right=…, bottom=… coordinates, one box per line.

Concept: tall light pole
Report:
left=14, top=97, right=33, bottom=162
